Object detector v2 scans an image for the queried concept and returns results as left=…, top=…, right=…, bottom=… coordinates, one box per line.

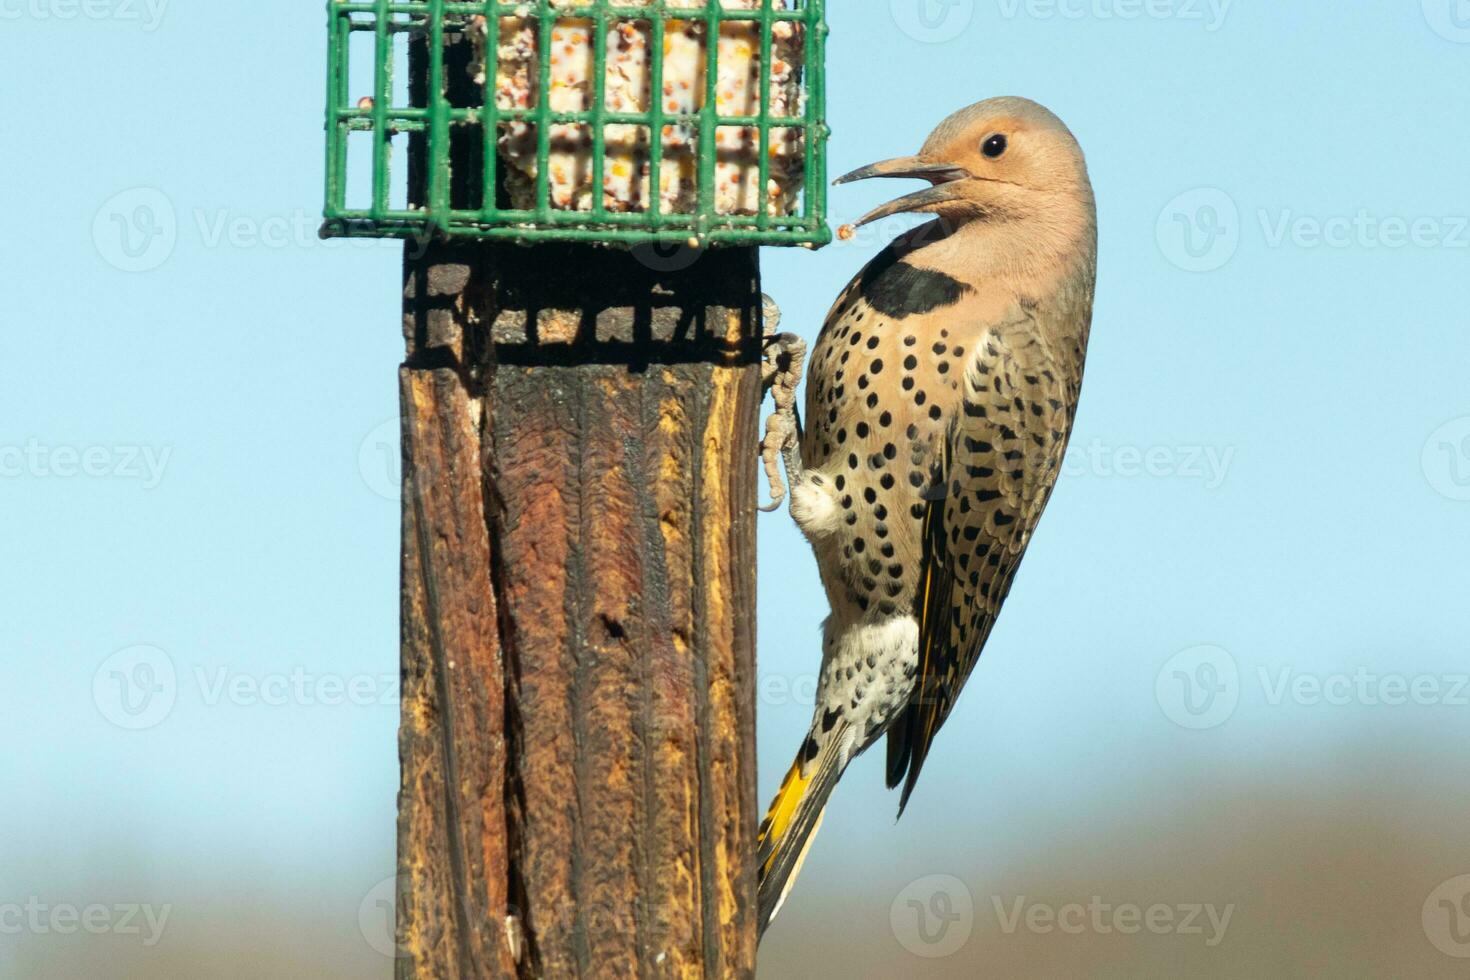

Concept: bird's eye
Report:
left=982, top=134, right=1008, bottom=158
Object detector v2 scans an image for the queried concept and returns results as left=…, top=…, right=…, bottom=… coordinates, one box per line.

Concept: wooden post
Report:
left=396, top=240, right=762, bottom=979
left=393, top=29, right=761, bottom=976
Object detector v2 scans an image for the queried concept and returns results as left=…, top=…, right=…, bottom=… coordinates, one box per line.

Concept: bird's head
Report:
left=835, top=96, right=1093, bottom=231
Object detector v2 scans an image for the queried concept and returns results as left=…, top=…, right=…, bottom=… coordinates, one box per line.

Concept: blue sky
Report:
left=4, top=2, right=1470, bottom=976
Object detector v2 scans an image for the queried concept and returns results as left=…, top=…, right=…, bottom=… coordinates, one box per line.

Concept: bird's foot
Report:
left=760, top=295, right=807, bottom=513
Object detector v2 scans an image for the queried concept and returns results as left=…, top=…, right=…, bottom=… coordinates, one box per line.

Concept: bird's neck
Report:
left=906, top=199, right=1097, bottom=307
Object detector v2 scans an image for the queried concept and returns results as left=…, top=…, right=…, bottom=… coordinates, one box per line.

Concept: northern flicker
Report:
left=756, top=96, right=1097, bottom=934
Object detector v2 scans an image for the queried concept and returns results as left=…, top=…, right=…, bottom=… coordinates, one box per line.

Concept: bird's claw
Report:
left=760, top=299, right=806, bottom=512
left=759, top=398, right=800, bottom=513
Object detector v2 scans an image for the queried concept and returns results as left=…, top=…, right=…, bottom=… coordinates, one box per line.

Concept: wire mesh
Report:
left=323, top=0, right=830, bottom=246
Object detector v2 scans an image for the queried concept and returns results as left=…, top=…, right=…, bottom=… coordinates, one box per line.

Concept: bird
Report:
left=755, top=96, right=1098, bottom=935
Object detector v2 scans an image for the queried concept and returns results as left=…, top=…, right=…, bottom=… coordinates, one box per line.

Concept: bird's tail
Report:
left=756, top=729, right=847, bottom=937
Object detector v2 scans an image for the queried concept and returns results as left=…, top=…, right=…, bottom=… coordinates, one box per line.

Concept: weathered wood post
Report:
left=323, top=4, right=828, bottom=976
left=397, top=239, right=763, bottom=977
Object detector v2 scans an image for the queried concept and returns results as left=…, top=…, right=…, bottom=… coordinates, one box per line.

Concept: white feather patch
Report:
left=790, top=473, right=842, bottom=540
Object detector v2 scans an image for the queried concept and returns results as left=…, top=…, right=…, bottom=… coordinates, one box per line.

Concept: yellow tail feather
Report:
left=758, top=757, right=814, bottom=877
left=757, top=736, right=845, bottom=936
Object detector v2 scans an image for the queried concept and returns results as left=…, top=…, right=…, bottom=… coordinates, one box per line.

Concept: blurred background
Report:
left=4, top=2, right=1470, bottom=977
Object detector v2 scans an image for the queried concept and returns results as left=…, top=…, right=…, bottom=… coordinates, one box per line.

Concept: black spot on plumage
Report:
left=879, top=411, right=892, bottom=427
left=994, top=512, right=1016, bottom=527
left=909, top=471, right=925, bottom=488
left=866, top=393, right=879, bottom=409
left=821, top=707, right=842, bottom=732
left=835, top=474, right=846, bottom=490
left=881, top=542, right=895, bottom=558
left=903, top=355, right=918, bottom=370
left=863, top=487, right=877, bottom=504
left=848, top=453, right=859, bottom=469
left=874, top=504, right=888, bottom=520
left=881, top=473, right=895, bottom=490
left=856, top=422, right=869, bottom=438
left=856, top=245, right=973, bottom=318
left=903, top=335, right=917, bottom=347
left=858, top=375, right=869, bottom=390
left=977, top=489, right=1002, bottom=502
left=874, top=522, right=889, bottom=538
left=871, top=359, right=884, bottom=375
left=902, top=377, right=915, bottom=391
left=911, top=503, right=927, bottom=519
left=929, top=405, right=942, bottom=420
left=879, top=600, right=898, bottom=616
left=937, top=362, right=950, bottom=375
left=915, top=390, right=927, bottom=406
left=803, top=737, right=820, bottom=762
left=837, top=428, right=848, bottom=444
left=867, top=336, right=880, bottom=351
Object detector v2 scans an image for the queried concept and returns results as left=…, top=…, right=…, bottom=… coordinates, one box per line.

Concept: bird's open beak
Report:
left=834, top=155, right=971, bottom=227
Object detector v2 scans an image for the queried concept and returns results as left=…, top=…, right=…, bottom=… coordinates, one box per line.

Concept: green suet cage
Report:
left=323, top=0, right=829, bottom=246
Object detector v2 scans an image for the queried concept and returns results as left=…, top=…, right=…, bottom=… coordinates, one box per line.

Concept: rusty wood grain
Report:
left=397, top=242, right=761, bottom=979
left=398, top=365, right=518, bottom=979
